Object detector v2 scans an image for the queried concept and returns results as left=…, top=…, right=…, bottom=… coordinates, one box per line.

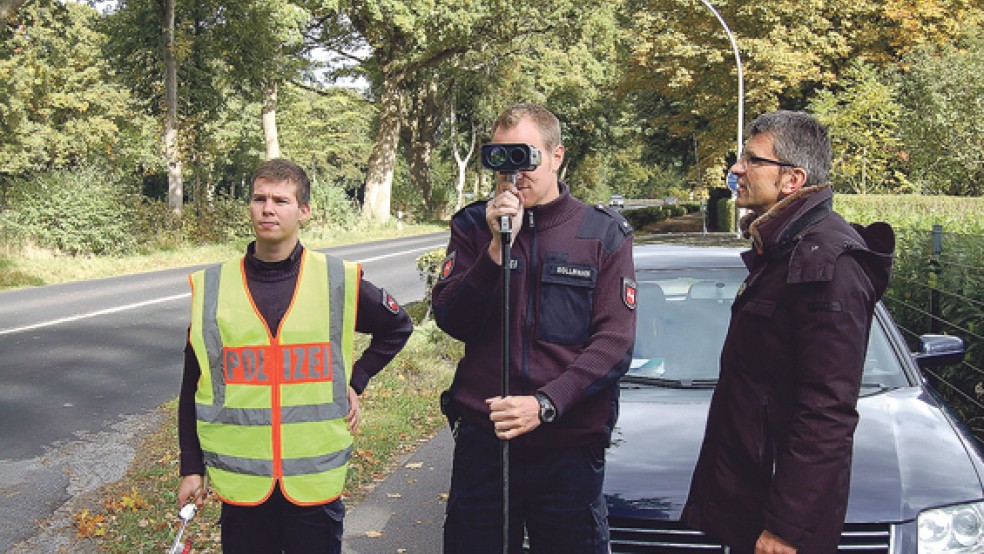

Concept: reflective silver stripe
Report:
left=202, top=265, right=225, bottom=406
left=282, top=403, right=347, bottom=423
left=326, top=255, right=350, bottom=417
left=196, top=405, right=272, bottom=425
left=203, top=450, right=274, bottom=477
left=282, top=446, right=352, bottom=476
left=198, top=403, right=346, bottom=426
left=203, top=446, right=351, bottom=477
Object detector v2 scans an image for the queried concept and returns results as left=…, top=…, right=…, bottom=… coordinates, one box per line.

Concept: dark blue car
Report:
left=606, top=234, right=981, bottom=554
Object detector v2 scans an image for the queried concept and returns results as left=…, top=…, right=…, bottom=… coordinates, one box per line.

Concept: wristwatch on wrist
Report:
left=535, top=392, right=557, bottom=423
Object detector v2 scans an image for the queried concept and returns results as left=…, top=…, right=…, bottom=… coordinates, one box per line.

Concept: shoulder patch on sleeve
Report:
left=622, top=278, right=638, bottom=310
left=381, top=288, right=401, bottom=314
left=439, top=251, right=457, bottom=280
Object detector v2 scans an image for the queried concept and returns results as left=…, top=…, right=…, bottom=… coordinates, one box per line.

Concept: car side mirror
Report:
left=913, top=334, right=965, bottom=369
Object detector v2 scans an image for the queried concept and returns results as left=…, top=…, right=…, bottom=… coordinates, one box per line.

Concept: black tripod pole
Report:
left=499, top=172, right=516, bottom=554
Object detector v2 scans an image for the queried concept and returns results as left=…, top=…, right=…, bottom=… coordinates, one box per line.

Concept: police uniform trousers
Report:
left=219, top=485, right=344, bottom=554
left=443, top=421, right=609, bottom=554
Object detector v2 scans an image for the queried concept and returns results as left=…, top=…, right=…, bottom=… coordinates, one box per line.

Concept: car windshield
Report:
left=629, top=268, right=909, bottom=393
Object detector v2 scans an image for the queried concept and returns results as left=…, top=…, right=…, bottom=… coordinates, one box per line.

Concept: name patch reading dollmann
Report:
left=223, top=343, right=332, bottom=384
left=552, top=265, right=593, bottom=279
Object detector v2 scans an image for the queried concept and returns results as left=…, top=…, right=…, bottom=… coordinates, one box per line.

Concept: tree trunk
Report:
left=162, top=0, right=182, bottom=216
left=408, top=76, right=439, bottom=216
left=452, top=114, right=476, bottom=213
left=472, top=172, right=484, bottom=201
left=0, top=0, right=28, bottom=33
left=262, top=81, right=280, bottom=159
left=362, top=78, right=403, bottom=222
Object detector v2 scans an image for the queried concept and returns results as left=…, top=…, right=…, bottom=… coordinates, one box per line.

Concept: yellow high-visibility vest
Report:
left=188, top=250, right=359, bottom=506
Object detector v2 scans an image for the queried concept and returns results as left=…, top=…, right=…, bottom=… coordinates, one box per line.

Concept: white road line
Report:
left=355, top=243, right=444, bottom=263
left=0, top=242, right=447, bottom=336
left=0, top=293, right=191, bottom=336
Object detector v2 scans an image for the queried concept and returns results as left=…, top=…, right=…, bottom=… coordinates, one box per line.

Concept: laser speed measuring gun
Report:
left=481, top=143, right=541, bottom=173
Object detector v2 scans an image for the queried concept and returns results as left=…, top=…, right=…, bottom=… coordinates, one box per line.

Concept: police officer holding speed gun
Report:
left=433, top=103, right=637, bottom=553
left=176, top=158, right=412, bottom=553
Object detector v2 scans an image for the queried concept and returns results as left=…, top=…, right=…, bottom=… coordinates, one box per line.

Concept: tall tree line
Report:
left=0, top=0, right=981, bottom=244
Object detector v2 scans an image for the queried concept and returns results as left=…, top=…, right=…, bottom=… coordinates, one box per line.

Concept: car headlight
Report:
left=918, top=502, right=984, bottom=553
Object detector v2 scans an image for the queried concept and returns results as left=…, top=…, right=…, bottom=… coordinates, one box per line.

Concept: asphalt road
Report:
left=0, top=232, right=449, bottom=552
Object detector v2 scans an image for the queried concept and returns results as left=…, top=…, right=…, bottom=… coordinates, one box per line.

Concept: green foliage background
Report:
left=1, top=166, right=141, bottom=256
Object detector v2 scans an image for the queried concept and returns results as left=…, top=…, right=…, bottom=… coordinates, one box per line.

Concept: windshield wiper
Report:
left=621, top=375, right=718, bottom=389
left=859, top=382, right=901, bottom=396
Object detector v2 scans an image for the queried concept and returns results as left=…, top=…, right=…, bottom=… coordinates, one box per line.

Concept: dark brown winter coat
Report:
left=681, top=184, right=895, bottom=553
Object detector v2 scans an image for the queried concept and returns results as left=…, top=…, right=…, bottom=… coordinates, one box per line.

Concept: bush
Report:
left=623, top=205, right=667, bottom=229
left=715, top=196, right=736, bottom=233
left=309, top=179, right=360, bottom=232
left=182, top=194, right=253, bottom=245
left=415, top=247, right=447, bottom=321
left=840, top=193, right=984, bottom=440
left=2, top=166, right=141, bottom=255
left=706, top=188, right=732, bottom=231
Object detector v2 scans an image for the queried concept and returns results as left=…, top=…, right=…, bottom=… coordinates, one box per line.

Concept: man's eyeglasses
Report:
left=738, top=153, right=796, bottom=168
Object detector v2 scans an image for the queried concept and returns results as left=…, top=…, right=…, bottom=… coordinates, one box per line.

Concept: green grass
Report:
left=834, top=194, right=984, bottom=234
left=0, top=256, right=44, bottom=288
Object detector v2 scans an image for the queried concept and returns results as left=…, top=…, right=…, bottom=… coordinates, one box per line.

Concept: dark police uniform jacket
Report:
left=432, top=182, right=637, bottom=448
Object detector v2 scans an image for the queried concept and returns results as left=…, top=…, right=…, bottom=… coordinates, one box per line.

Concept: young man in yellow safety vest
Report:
left=176, top=158, right=412, bottom=553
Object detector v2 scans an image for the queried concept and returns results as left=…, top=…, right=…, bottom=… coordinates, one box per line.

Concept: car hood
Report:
left=605, top=386, right=984, bottom=522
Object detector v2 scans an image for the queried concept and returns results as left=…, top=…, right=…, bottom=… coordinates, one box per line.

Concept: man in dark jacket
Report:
left=433, top=103, right=636, bottom=553
left=681, top=111, right=895, bottom=554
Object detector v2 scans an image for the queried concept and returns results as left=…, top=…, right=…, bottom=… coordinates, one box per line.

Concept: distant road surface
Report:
left=0, top=232, right=448, bottom=552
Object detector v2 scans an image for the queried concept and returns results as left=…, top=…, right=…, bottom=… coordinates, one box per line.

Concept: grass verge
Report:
left=0, top=223, right=445, bottom=290
left=84, top=318, right=459, bottom=553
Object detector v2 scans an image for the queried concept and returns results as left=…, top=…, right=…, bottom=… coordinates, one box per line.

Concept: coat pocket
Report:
left=742, top=298, right=776, bottom=318
left=539, top=262, right=597, bottom=344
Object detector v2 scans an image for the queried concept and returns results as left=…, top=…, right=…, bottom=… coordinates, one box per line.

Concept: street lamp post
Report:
left=698, top=0, right=744, bottom=157
left=698, top=0, right=744, bottom=233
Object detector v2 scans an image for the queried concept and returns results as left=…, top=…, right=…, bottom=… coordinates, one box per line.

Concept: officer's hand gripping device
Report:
left=168, top=476, right=207, bottom=554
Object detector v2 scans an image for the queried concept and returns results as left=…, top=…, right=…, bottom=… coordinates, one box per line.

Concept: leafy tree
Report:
left=215, top=0, right=314, bottom=159
left=277, top=83, right=376, bottom=199
left=621, top=0, right=982, bottom=187
left=402, top=69, right=443, bottom=217
left=0, top=0, right=27, bottom=32
left=105, top=0, right=240, bottom=215
left=312, top=0, right=596, bottom=222
left=809, top=61, right=909, bottom=194
left=0, top=0, right=155, bottom=210
left=896, top=30, right=984, bottom=196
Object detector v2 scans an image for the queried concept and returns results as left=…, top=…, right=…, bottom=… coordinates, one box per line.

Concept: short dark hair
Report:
left=492, top=103, right=563, bottom=152
left=251, top=158, right=311, bottom=205
left=749, top=111, right=832, bottom=187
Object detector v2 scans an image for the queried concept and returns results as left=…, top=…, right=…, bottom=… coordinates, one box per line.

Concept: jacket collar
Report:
left=743, top=184, right=833, bottom=255
left=244, top=240, right=304, bottom=282
left=524, top=181, right=582, bottom=230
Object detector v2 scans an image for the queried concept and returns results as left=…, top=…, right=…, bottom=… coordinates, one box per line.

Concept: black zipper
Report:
left=521, top=210, right=537, bottom=394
